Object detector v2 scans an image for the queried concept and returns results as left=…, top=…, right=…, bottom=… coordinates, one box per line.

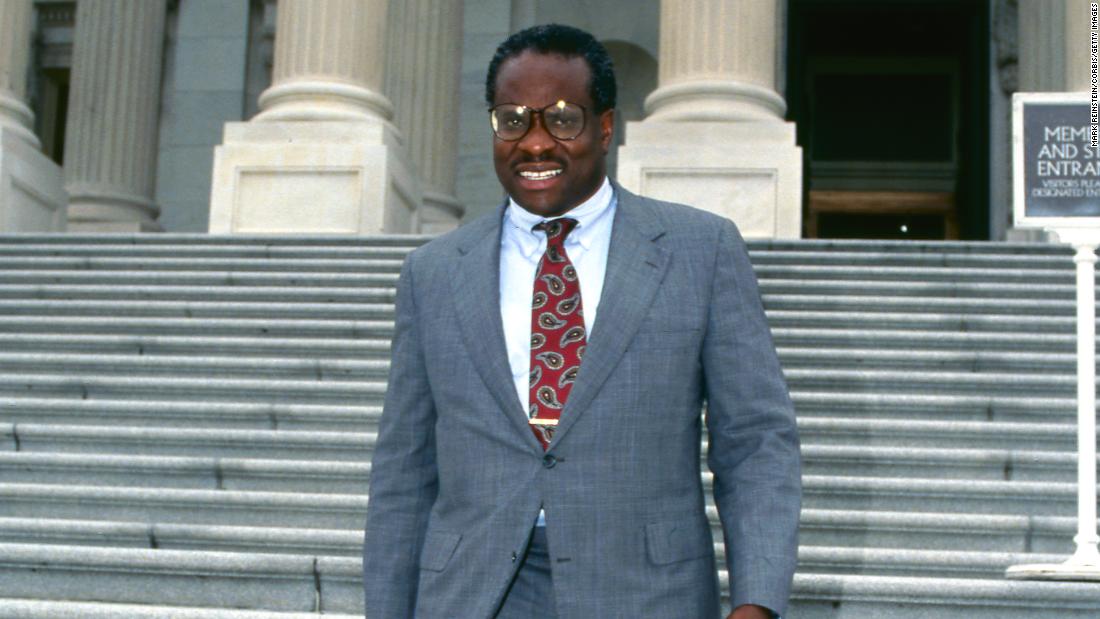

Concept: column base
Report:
left=1006, top=560, right=1100, bottom=582
left=66, top=190, right=162, bottom=233
left=0, top=128, right=66, bottom=232
left=65, top=218, right=163, bottom=233
left=208, top=120, right=420, bottom=234
left=616, top=120, right=802, bottom=239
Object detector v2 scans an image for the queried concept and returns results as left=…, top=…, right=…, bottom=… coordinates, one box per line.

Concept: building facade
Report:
left=0, top=0, right=1091, bottom=240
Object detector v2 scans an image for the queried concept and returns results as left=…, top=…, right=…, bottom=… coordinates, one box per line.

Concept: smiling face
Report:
left=491, top=51, right=615, bottom=218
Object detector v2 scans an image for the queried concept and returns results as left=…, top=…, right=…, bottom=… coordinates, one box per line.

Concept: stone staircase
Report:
left=0, top=234, right=1098, bottom=618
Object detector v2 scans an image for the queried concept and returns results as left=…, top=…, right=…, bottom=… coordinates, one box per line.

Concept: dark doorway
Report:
left=787, top=0, right=990, bottom=240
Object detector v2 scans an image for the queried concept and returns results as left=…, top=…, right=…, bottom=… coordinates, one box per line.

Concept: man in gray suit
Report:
left=363, top=24, right=801, bottom=619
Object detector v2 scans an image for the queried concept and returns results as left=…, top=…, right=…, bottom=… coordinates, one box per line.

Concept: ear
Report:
left=599, top=108, right=615, bottom=153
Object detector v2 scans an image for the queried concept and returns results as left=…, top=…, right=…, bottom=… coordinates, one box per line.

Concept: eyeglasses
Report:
left=488, top=100, right=587, bottom=141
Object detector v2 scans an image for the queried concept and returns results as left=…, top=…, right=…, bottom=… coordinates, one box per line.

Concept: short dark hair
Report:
left=485, top=24, right=617, bottom=113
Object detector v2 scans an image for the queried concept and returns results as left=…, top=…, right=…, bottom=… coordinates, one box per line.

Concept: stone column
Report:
left=0, top=0, right=66, bottom=231
left=209, top=0, right=420, bottom=234
left=255, top=0, right=391, bottom=122
left=64, top=0, right=166, bottom=232
left=386, top=0, right=465, bottom=233
left=617, top=0, right=802, bottom=238
left=1018, top=0, right=1092, bottom=92
left=1007, top=0, right=1091, bottom=242
left=0, top=0, right=37, bottom=146
left=645, top=0, right=784, bottom=122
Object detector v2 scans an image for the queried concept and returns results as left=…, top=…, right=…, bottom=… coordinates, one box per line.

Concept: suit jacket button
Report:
left=542, top=454, right=557, bottom=468
left=511, top=551, right=517, bottom=562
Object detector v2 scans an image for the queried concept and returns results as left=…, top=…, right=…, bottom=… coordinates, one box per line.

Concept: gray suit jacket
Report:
left=363, top=183, right=801, bottom=618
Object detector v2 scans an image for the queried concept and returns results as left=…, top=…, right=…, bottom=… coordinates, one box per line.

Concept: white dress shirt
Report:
left=499, top=176, right=616, bottom=528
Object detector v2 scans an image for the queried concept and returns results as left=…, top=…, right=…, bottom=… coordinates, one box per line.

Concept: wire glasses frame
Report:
left=488, top=100, right=588, bottom=142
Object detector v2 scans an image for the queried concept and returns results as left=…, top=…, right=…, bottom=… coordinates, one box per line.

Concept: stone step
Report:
left=0, top=257, right=405, bottom=273
left=4, top=424, right=374, bottom=461
left=788, top=573, right=1100, bottom=618
left=797, top=509, right=1079, bottom=554
left=795, top=417, right=1077, bottom=450
left=0, top=333, right=391, bottom=358
left=0, top=315, right=394, bottom=338
left=0, top=484, right=366, bottom=528
left=795, top=546, right=1066, bottom=579
left=764, top=293, right=1081, bottom=316
left=755, top=264, right=1080, bottom=284
left=0, top=373, right=386, bottom=403
left=0, top=270, right=400, bottom=287
left=773, top=327, right=1080, bottom=352
left=0, top=452, right=370, bottom=493
left=746, top=239, right=1067, bottom=255
left=759, top=279, right=1078, bottom=300
left=802, top=445, right=1086, bottom=482
left=0, top=517, right=361, bottom=556
left=0, top=284, right=395, bottom=303
left=778, top=348, right=1077, bottom=372
left=800, top=475, right=1090, bottom=516
left=790, top=391, right=1079, bottom=423
left=767, top=310, right=1083, bottom=333
left=0, top=370, right=319, bottom=405
left=784, top=368, right=1081, bottom=396
left=0, top=352, right=388, bottom=381
left=0, top=599, right=361, bottom=619
left=748, top=250, right=1075, bottom=269
left=0, top=397, right=381, bottom=430
left=0, top=242, right=415, bottom=259
left=0, top=299, right=396, bottom=320
left=0, top=543, right=361, bottom=613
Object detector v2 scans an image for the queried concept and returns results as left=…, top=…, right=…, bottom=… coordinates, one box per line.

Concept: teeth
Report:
left=519, top=169, right=562, bottom=181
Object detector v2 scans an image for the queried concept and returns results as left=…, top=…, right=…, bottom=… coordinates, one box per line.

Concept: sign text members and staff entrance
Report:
left=1024, top=104, right=1100, bottom=216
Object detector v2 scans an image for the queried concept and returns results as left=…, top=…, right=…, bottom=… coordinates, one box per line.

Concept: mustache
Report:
left=513, top=155, right=565, bottom=166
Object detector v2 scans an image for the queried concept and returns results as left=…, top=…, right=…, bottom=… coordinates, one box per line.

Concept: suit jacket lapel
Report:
left=548, top=184, right=670, bottom=450
left=450, top=201, right=542, bottom=450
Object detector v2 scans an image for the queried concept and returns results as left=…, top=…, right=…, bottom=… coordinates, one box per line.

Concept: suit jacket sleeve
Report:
left=701, top=218, right=801, bottom=617
left=363, top=250, right=439, bottom=618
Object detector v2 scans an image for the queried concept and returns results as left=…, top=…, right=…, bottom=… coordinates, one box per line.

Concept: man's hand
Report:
left=727, top=604, right=774, bottom=619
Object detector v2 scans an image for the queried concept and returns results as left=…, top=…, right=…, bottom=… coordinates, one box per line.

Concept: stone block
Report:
left=209, top=121, right=420, bottom=234
left=618, top=120, right=802, bottom=238
left=0, top=129, right=66, bottom=232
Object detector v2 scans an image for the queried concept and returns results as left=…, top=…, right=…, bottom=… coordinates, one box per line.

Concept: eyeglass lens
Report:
left=490, top=101, right=585, bottom=141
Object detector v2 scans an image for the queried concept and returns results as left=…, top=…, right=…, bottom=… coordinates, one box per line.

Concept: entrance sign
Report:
left=1008, top=92, right=1100, bottom=581
left=1014, top=93, right=1100, bottom=226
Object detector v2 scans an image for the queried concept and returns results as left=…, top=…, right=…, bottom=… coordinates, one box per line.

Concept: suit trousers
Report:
left=493, top=525, right=557, bottom=618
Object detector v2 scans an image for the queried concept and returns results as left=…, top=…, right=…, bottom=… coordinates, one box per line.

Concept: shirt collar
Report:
left=505, top=177, right=614, bottom=259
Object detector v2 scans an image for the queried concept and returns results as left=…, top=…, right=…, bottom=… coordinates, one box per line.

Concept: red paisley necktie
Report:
left=528, top=218, right=586, bottom=450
